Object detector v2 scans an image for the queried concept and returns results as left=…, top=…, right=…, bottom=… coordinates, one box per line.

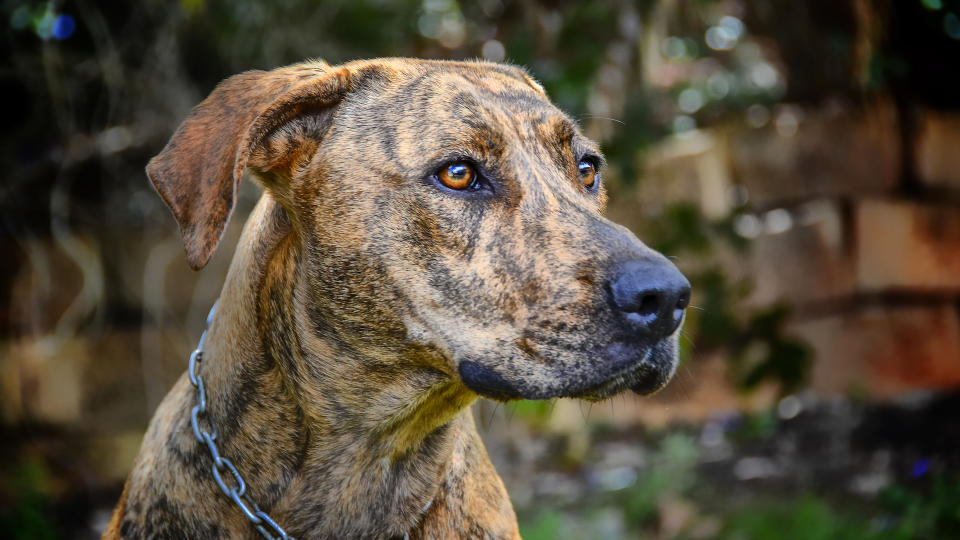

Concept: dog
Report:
left=104, top=58, right=690, bottom=539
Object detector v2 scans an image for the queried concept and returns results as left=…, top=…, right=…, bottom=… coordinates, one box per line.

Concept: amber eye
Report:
left=578, top=158, right=598, bottom=189
left=438, top=162, right=478, bottom=190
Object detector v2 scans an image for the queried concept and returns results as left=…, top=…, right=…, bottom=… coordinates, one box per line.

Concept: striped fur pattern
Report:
left=105, top=58, right=682, bottom=539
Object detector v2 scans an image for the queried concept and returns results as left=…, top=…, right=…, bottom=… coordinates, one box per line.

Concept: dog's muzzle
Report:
left=459, top=255, right=690, bottom=402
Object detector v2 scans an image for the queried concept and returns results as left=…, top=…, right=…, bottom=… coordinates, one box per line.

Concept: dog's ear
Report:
left=146, top=65, right=352, bottom=270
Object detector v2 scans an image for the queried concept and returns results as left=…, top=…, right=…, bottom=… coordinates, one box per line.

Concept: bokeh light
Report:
left=52, top=14, right=75, bottom=40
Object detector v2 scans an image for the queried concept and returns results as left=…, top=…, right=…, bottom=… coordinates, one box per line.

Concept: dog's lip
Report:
left=628, top=366, right=672, bottom=395
left=458, top=359, right=523, bottom=401
left=568, top=347, right=662, bottom=401
left=459, top=338, right=676, bottom=402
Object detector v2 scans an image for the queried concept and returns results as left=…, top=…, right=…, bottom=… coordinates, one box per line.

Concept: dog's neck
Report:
left=195, top=194, right=476, bottom=535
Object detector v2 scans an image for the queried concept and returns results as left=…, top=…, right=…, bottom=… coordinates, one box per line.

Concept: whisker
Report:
left=486, top=401, right=498, bottom=427
left=580, top=114, right=625, bottom=125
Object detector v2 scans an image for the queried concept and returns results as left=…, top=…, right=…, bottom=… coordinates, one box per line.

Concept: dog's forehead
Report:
left=350, top=60, right=570, bottom=130
left=333, top=60, right=597, bottom=169
left=351, top=58, right=547, bottom=96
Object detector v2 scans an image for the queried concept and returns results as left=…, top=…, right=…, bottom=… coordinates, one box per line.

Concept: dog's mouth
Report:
left=560, top=338, right=678, bottom=402
left=458, top=337, right=678, bottom=402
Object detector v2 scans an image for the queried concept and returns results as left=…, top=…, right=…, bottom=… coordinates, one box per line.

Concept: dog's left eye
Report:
left=578, top=158, right=598, bottom=189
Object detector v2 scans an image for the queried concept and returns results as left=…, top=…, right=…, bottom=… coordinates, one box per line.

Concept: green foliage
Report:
left=516, top=433, right=701, bottom=539
left=879, top=475, right=960, bottom=538
left=601, top=92, right=665, bottom=183
left=620, top=434, right=700, bottom=528
left=730, top=409, right=778, bottom=442
left=729, top=305, right=813, bottom=395
left=544, top=4, right=616, bottom=110
left=687, top=267, right=745, bottom=348
left=506, top=399, right=556, bottom=429
left=646, top=202, right=715, bottom=256
left=0, top=458, right=58, bottom=540
left=518, top=508, right=565, bottom=540
left=716, top=477, right=960, bottom=540
left=718, top=495, right=872, bottom=540
left=516, top=423, right=960, bottom=540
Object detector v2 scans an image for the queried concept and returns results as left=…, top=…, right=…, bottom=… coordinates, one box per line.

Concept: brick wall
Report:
left=622, top=100, right=960, bottom=399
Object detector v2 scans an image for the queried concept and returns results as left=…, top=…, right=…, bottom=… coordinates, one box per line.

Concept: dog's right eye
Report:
left=437, top=162, right=480, bottom=191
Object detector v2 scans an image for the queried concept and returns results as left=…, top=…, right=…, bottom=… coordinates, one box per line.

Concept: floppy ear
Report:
left=146, top=64, right=352, bottom=270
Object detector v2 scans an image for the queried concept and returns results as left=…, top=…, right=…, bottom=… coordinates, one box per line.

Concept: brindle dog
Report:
left=104, top=58, right=690, bottom=539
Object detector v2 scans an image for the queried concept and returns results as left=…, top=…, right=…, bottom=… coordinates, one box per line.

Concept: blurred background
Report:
left=2, top=0, right=960, bottom=538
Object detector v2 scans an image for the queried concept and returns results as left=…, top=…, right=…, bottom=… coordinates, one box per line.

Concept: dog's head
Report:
left=149, top=59, right=689, bottom=402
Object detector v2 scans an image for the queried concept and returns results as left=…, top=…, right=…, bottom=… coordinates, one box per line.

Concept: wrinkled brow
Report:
left=439, top=87, right=604, bottom=167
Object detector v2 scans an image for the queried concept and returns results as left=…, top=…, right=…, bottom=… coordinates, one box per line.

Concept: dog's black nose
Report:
left=607, top=259, right=691, bottom=339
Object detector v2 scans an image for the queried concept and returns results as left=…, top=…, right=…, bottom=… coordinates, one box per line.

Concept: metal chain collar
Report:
left=187, top=303, right=295, bottom=540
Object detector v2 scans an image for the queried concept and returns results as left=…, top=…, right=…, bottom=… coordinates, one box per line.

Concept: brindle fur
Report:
left=106, top=58, right=683, bottom=539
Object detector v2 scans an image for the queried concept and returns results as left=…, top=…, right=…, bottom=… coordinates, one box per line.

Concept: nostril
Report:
left=637, top=293, right=660, bottom=317
left=669, top=290, right=691, bottom=333
left=607, top=258, right=691, bottom=338
left=676, top=290, right=690, bottom=310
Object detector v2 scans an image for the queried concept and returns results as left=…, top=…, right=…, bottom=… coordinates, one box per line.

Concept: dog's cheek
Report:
left=298, top=191, right=420, bottom=347
left=386, top=195, right=500, bottom=312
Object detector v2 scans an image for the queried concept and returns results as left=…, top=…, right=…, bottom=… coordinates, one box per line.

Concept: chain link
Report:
left=188, top=303, right=294, bottom=540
